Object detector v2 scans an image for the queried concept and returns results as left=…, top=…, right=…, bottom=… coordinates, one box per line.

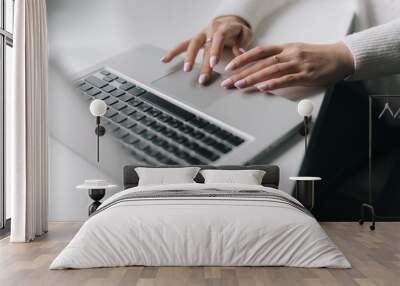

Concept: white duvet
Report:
left=50, top=183, right=350, bottom=269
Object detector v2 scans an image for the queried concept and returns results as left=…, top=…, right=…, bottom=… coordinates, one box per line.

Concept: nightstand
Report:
left=289, top=177, right=321, bottom=210
left=76, top=180, right=117, bottom=215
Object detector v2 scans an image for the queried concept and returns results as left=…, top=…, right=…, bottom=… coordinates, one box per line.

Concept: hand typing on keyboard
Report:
left=160, top=15, right=252, bottom=85
left=220, top=42, right=355, bottom=92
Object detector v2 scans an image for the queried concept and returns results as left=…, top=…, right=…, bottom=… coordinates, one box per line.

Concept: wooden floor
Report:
left=0, top=222, right=399, bottom=286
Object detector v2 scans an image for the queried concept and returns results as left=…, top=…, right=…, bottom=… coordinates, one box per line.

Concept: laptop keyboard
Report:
left=75, top=69, right=245, bottom=165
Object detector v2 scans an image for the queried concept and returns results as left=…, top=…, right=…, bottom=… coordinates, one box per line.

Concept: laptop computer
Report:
left=49, top=44, right=302, bottom=181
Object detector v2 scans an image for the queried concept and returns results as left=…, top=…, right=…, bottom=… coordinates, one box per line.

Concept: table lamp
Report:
left=297, top=99, right=314, bottom=152
left=89, top=99, right=107, bottom=162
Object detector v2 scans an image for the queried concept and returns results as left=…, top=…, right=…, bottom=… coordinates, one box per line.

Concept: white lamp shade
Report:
left=89, top=99, right=107, bottom=117
left=297, top=99, right=314, bottom=117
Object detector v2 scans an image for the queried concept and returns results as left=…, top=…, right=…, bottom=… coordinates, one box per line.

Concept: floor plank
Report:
left=0, top=222, right=399, bottom=286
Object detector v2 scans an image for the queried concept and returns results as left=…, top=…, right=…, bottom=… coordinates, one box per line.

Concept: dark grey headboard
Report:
left=123, top=165, right=280, bottom=189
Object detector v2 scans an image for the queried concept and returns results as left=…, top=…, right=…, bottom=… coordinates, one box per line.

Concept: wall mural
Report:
left=47, top=1, right=307, bottom=192
left=47, top=0, right=397, bottom=221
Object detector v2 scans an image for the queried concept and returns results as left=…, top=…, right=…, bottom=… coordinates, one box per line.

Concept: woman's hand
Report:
left=220, top=42, right=355, bottom=91
left=161, top=15, right=253, bottom=85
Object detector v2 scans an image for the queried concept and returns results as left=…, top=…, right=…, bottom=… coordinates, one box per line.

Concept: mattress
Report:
left=50, top=183, right=350, bottom=269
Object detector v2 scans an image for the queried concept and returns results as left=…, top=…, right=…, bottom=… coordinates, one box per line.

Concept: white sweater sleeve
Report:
left=213, top=0, right=295, bottom=30
left=343, top=19, right=400, bottom=80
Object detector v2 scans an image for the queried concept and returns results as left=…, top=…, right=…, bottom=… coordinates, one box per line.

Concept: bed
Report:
left=50, top=165, right=350, bottom=269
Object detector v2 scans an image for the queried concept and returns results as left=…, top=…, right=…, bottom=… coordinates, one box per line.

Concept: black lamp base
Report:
left=299, top=116, right=311, bottom=136
left=95, top=125, right=106, bottom=136
left=94, top=116, right=106, bottom=162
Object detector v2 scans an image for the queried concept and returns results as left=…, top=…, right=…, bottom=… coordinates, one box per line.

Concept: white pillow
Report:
left=200, top=169, right=266, bottom=185
left=135, top=167, right=200, bottom=186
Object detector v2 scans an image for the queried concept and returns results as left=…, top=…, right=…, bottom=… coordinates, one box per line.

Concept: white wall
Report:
left=49, top=138, right=118, bottom=221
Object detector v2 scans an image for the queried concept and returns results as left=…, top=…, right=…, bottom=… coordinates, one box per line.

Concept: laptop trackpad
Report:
left=151, top=68, right=225, bottom=109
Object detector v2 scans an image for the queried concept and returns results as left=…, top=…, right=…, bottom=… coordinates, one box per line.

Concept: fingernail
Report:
left=239, top=48, right=246, bottom=53
left=198, top=74, right=210, bottom=85
left=225, top=61, right=236, bottom=71
left=160, top=56, right=166, bottom=62
left=255, top=81, right=269, bottom=91
left=183, top=62, right=192, bottom=72
left=210, top=56, right=218, bottom=68
left=221, top=78, right=233, bottom=88
left=234, top=79, right=247, bottom=89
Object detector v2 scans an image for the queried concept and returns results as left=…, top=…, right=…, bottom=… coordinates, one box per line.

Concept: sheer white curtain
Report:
left=7, top=0, right=49, bottom=242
